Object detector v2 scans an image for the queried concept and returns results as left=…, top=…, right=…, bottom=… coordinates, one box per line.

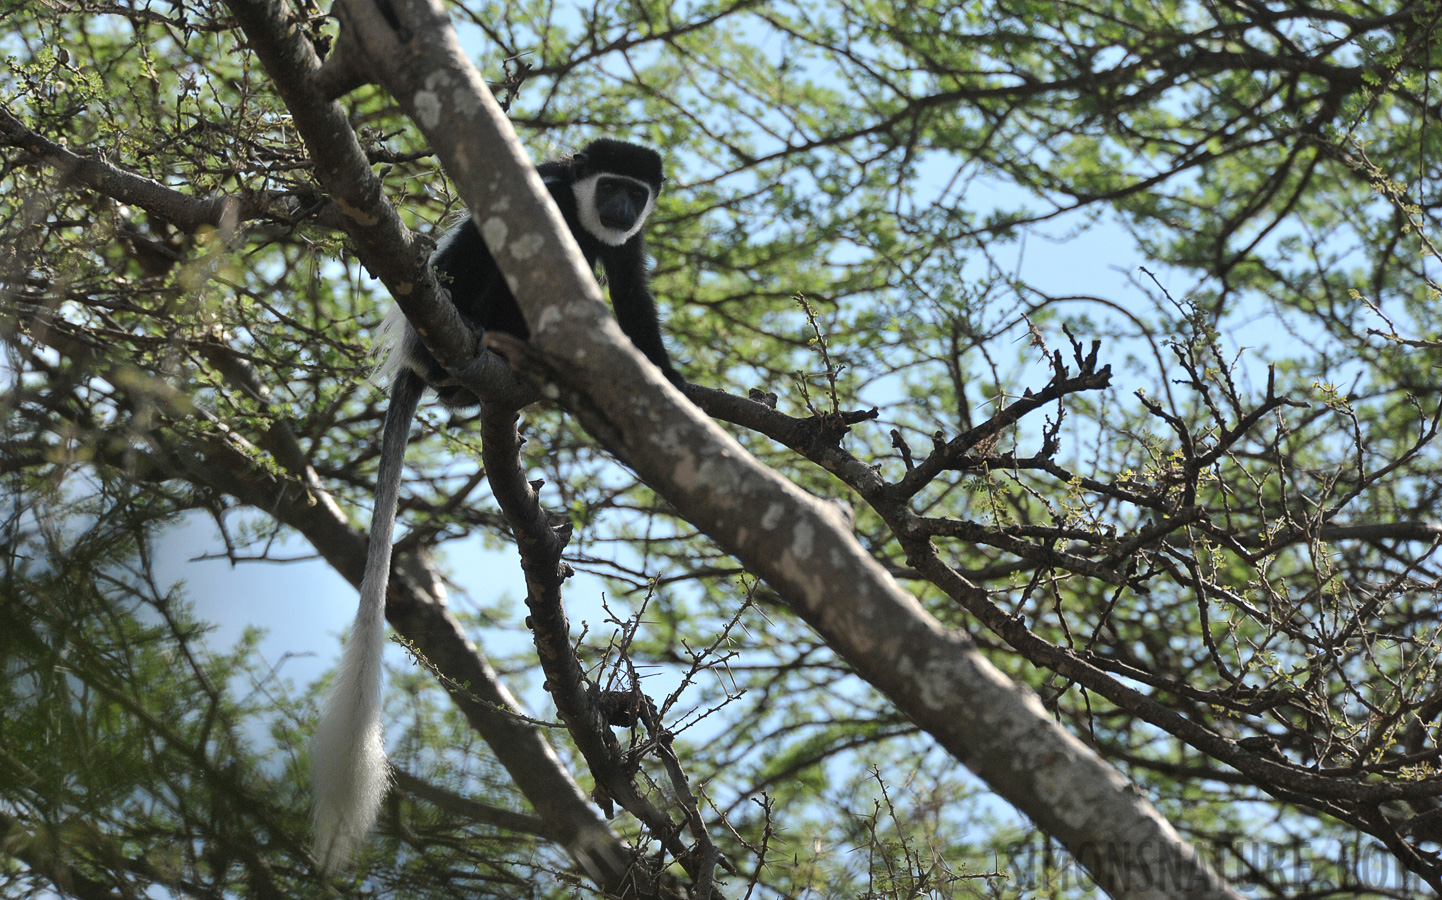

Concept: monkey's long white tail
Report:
left=311, top=370, right=424, bottom=873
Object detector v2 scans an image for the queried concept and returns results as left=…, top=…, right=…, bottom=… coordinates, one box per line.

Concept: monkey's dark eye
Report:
left=595, top=177, right=650, bottom=208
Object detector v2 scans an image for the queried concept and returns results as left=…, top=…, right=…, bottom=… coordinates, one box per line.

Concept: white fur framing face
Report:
left=571, top=173, right=656, bottom=246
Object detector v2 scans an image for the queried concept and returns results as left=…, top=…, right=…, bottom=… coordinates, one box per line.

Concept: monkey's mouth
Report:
left=601, top=211, right=640, bottom=230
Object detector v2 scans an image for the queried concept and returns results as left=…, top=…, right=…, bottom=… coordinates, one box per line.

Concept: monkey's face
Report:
left=573, top=173, right=657, bottom=246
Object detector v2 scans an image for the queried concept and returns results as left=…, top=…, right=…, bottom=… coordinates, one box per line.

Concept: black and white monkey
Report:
left=311, top=139, right=677, bottom=871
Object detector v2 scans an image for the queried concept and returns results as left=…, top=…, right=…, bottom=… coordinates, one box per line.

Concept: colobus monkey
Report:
left=311, top=139, right=677, bottom=872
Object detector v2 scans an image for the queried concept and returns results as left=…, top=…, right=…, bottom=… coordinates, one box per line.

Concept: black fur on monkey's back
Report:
left=418, top=139, right=673, bottom=404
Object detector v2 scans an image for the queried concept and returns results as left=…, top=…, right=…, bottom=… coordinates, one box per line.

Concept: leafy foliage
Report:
left=3, top=0, right=1442, bottom=897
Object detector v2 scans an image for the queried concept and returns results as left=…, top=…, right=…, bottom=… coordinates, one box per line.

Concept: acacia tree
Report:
left=2, top=0, right=1441, bottom=898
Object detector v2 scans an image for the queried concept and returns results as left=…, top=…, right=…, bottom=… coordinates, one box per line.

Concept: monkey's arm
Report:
left=602, top=240, right=683, bottom=385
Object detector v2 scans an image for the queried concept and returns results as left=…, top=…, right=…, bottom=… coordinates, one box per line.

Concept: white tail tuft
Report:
left=311, top=370, right=422, bottom=873
left=311, top=596, right=390, bottom=873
